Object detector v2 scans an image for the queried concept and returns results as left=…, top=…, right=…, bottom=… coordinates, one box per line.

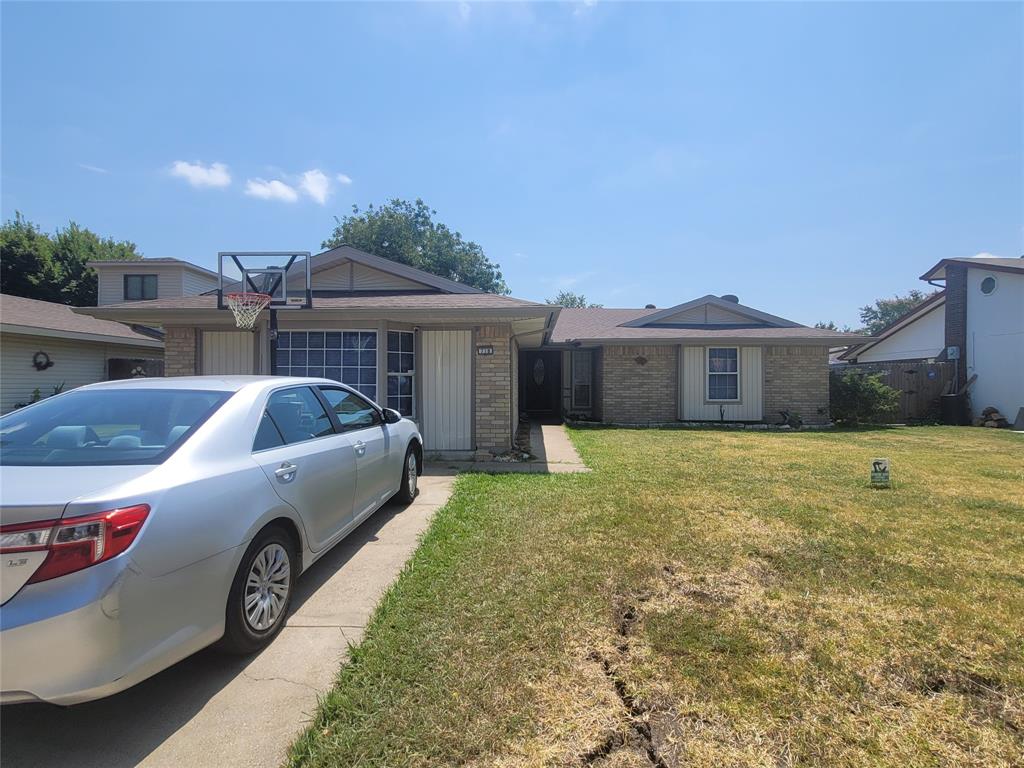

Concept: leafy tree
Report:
left=50, top=222, right=141, bottom=305
left=0, top=213, right=141, bottom=305
left=814, top=320, right=855, bottom=333
left=858, top=290, right=935, bottom=336
left=323, top=198, right=509, bottom=294
left=0, top=213, right=54, bottom=300
left=546, top=290, right=602, bottom=308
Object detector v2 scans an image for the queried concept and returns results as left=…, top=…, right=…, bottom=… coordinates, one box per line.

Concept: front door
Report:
left=253, top=386, right=357, bottom=551
left=519, top=351, right=562, bottom=414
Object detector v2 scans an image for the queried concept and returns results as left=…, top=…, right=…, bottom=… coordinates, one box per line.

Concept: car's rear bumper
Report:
left=1, top=547, right=239, bottom=706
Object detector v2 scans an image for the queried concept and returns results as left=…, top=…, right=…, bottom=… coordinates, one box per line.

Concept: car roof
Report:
left=79, top=376, right=340, bottom=393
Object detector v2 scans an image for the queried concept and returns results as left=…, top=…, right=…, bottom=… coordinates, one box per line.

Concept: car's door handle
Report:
left=353, top=440, right=366, bottom=457
left=274, top=462, right=298, bottom=481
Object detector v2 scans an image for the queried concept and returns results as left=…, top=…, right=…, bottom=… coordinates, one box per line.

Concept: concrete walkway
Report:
left=444, top=420, right=589, bottom=474
left=0, top=471, right=456, bottom=768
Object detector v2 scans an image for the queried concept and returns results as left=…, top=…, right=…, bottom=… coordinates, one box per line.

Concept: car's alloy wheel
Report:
left=220, top=526, right=296, bottom=654
left=406, top=451, right=418, bottom=498
left=244, top=543, right=291, bottom=632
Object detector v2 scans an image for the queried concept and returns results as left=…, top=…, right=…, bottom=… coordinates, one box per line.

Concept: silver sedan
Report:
left=0, top=376, right=422, bottom=705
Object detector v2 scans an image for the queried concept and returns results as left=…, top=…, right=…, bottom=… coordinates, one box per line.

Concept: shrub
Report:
left=829, top=370, right=901, bottom=426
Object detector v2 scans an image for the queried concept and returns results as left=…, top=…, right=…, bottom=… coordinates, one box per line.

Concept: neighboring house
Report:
left=0, top=294, right=164, bottom=413
left=77, top=246, right=863, bottom=456
left=89, top=257, right=220, bottom=306
left=840, top=255, right=1023, bottom=420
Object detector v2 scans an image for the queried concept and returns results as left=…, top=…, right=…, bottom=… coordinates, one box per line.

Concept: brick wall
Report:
left=762, top=345, right=829, bottom=424
left=164, top=327, right=197, bottom=376
left=943, top=263, right=967, bottom=390
left=600, top=345, right=678, bottom=423
left=475, top=324, right=513, bottom=455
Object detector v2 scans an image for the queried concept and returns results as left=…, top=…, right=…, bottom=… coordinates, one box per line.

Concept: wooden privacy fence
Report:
left=836, top=361, right=954, bottom=422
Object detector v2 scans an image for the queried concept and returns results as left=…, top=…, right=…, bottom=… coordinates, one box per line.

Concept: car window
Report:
left=263, top=387, right=335, bottom=445
left=0, top=389, right=229, bottom=466
left=253, top=411, right=285, bottom=451
left=319, top=387, right=381, bottom=432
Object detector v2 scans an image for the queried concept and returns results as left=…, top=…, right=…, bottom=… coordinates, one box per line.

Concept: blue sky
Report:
left=2, top=1, right=1020, bottom=327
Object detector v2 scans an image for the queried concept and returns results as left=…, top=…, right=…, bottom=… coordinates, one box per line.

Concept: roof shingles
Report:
left=1, top=294, right=161, bottom=343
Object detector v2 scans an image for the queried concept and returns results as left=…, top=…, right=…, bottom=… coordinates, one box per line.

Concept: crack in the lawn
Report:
left=582, top=594, right=668, bottom=768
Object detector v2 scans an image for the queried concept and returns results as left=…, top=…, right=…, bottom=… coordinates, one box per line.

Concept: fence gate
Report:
left=841, top=361, right=954, bottom=422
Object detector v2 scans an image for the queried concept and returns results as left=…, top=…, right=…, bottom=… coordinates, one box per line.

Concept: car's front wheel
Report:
left=395, top=443, right=419, bottom=504
left=221, top=526, right=296, bottom=654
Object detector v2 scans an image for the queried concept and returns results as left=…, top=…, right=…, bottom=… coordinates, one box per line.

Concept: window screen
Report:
left=387, top=331, right=415, bottom=417
left=707, top=347, right=739, bottom=401
left=124, top=274, right=158, bottom=301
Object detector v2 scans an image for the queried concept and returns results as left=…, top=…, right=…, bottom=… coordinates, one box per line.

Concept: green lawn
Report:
left=289, top=427, right=1023, bottom=768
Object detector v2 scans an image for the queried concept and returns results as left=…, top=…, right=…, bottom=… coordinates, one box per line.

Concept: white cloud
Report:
left=336, top=173, right=353, bottom=186
left=170, top=160, right=231, bottom=188
left=245, top=178, right=299, bottom=203
left=970, top=252, right=1001, bottom=259
left=78, top=163, right=109, bottom=174
left=573, top=0, right=597, bottom=17
left=299, top=169, right=331, bottom=205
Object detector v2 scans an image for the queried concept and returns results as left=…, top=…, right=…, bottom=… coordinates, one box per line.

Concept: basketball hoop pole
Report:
left=269, top=307, right=279, bottom=375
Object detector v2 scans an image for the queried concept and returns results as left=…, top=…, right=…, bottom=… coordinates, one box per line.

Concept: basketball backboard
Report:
left=217, top=252, right=312, bottom=310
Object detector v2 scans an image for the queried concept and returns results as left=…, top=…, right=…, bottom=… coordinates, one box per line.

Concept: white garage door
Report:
left=202, top=331, right=255, bottom=375
left=420, top=330, right=472, bottom=451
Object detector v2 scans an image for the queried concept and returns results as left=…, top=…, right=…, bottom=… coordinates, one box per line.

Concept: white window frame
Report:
left=386, top=330, right=416, bottom=418
left=706, top=346, right=741, bottom=403
left=276, top=329, right=378, bottom=402
left=571, top=350, right=593, bottom=410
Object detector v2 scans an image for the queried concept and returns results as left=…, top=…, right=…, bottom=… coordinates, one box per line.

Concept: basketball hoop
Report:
left=224, top=292, right=272, bottom=331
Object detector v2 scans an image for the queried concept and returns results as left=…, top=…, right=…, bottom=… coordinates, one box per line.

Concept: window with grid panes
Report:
left=276, top=331, right=378, bottom=402
left=386, top=331, right=415, bottom=417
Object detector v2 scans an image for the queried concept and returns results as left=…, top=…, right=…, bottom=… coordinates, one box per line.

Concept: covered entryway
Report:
left=518, top=350, right=562, bottom=416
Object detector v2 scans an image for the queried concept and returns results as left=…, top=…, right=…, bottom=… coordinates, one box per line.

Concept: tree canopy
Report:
left=546, top=290, right=602, bottom=308
left=0, top=213, right=142, bottom=305
left=323, top=199, right=509, bottom=294
left=858, top=289, right=936, bottom=336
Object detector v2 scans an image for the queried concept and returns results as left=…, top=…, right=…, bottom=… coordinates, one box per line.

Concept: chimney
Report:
left=720, top=294, right=739, bottom=303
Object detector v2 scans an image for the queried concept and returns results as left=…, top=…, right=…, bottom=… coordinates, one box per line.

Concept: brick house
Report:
left=78, top=246, right=863, bottom=456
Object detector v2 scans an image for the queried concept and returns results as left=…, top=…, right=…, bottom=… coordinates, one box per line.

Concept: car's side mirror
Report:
left=382, top=408, right=402, bottom=424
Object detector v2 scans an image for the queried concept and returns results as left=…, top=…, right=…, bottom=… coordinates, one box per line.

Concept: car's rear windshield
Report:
left=0, top=388, right=231, bottom=466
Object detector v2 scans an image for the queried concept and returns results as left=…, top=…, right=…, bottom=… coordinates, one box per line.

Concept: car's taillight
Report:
left=0, top=505, right=150, bottom=584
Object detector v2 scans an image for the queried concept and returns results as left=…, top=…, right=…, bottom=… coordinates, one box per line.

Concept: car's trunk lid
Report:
left=0, top=465, right=156, bottom=604
left=0, top=465, right=155, bottom=525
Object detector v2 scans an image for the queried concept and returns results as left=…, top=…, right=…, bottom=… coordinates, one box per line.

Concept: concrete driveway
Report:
left=0, top=470, right=455, bottom=768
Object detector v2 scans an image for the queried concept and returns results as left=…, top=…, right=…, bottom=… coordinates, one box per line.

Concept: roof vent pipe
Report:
left=720, top=294, right=740, bottom=303
left=645, top=303, right=656, bottom=309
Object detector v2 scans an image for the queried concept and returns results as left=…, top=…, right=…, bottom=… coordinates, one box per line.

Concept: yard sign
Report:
left=870, top=458, right=891, bottom=487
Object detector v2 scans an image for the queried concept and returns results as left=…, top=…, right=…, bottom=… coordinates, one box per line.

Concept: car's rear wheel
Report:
left=396, top=444, right=419, bottom=504
left=221, top=526, right=295, bottom=654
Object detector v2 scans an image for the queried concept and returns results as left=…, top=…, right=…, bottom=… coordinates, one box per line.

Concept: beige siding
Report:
left=1, top=333, right=160, bottom=413
left=96, top=265, right=185, bottom=305
left=182, top=270, right=218, bottom=296
left=657, top=304, right=751, bottom=325
left=680, top=346, right=763, bottom=420
left=201, top=331, right=255, bottom=374
left=308, top=261, right=432, bottom=292
left=420, top=330, right=472, bottom=451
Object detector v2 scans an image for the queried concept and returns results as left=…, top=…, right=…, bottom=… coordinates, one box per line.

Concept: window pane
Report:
left=290, top=350, right=307, bottom=367
left=308, top=350, right=325, bottom=366
left=359, top=350, right=376, bottom=366
left=573, top=384, right=591, bottom=408
left=361, top=385, right=376, bottom=402
left=325, top=349, right=341, bottom=366
left=343, top=332, right=360, bottom=349
left=265, top=388, right=333, bottom=443
left=388, top=331, right=401, bottom=352
left=325, top=367, right=342, bottom=382
left=307, top=332, right=325, bottom=348
left=708, top=374, right=738, bottom=400
left=708, top=348, right=738, bottom=373
left=253, top=411, right=284, bottom=451
left=360, top=332, right=376, bottom=349
left=142, top=275, right=158, bottom=299
left=325, top=332, right=342, bottom=348
left=320, top=388, right=381, bottom=431
left=277, top=332, right=292, bottom=349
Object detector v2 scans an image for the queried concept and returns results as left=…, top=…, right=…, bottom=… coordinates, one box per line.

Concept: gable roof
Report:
left=308, top=246, right=484, bottom=294
left=837, top=290, right=946, bottom=362
left=1, top=293, right=163, bottom=347
left=551, top=305, right=870, bottom=344
left=621, top=294, right=803, bottom=328
left=920, top=256, right=1024, bottom=281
